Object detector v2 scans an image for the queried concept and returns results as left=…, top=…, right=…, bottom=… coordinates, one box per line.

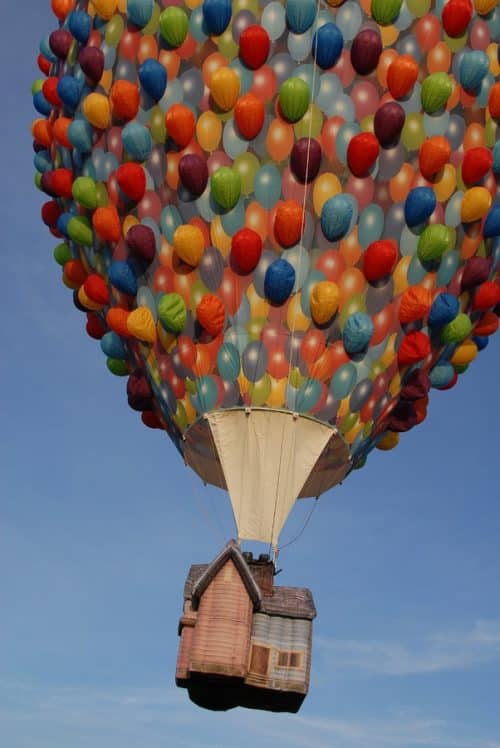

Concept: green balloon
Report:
left=158, top=292, right=187, bottom=334
left=143, top=4, right=161, bottom=35
left=95, top=183, right=109, bottom=207
left=150, top=106, right=167, bottom=143
left=371, top=0, right=403, bottom=25
left=233, top=152, right=259, bottom=195
left=105, top=15, right=124, bottom=47
left=190, top=280, right=210, bottom=311
left=32, top=79, right=44, bottom=95
left=107, top=358, right=129, bottom=376
left=441, top=313, right=472, bottom=344
left=68, top=216, right=93, bottom=246
left=401, top=113, right=425, bottom=151
left=34, top=173, right=42, bottom=190
left=53, top=242, right=72, bottom=266
left=175, top=401, right=189, bottom=431
left=421, top=73, right=452, bottom=115
left=279, top=78, right=311, bottom=124
left=72, top=176, right=98, bottom=209
left=454, top=363, right=468, bottom=374
left=159, top=7, right=189, bottom=48
left=211, top=167, right=242, bottom=211
left=417, top=224, right=454, bottom=264
left=249, top=374, right=272, bottom=406
left=294, top=103, right=322, bottom=139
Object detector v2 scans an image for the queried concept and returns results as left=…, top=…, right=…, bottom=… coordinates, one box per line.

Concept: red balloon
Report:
left=442, top=0, right=473, bottom=38
left=347, top=132, right=380, bottom=178
left=239, top=25, right=270, bottom=70
left=234, top=93, right=265, bottom=140
left=166, top=104, right=195, bottom=149
left=231, top=228, right=263, bottom=273
left=117, top=163, right=146, bottom=202
left=461, top=147, right=493, bottom=185
left=300, top=329, right=326, bottom=366
left=274, top=200, right=305, bottom=248
left=316, top=250, right=346, bottom=281
left=267, top=348, right=289, bottom=379
left=363, top=240, right=398, bottom=282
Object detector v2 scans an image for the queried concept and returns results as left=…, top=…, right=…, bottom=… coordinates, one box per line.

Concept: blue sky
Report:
left=2, top=3, right=500, bottom=747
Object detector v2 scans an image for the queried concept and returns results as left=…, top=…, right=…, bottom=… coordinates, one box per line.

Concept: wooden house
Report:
left=176, top=540, right=316, bottom=713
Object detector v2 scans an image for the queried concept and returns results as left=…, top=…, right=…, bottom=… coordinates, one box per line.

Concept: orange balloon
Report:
left=51, top=0, right=73, bottom=20
left=138, top=36, right=158, bottom=65
left=389, top=163, right=414, bottom=203
left=463, top=123, right=485, bottom=150
left=32, top=118, right=52, bottom=148
left=427, top=42, right=451, bottom=73
left=245, top=201, right=268, bottom=241
left=266, top=120, right=294, bottom=162
left=196, top=111, right=222, bottom=152
left=52, top=117, right=73, bottom=148
left=339, top=227, right=362, bottom=267
left=166, top=152, right=180, bottom=190
left=338, top=268, right=366, bottom=306
left=377, top=49, right=398, bottom=88
left=159, top=50, right=180, bottom=80
left=202, top=52, right=227, bottom=86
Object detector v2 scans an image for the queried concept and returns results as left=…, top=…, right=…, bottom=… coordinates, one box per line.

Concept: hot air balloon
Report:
left=33, top=0, right=499, bottom=714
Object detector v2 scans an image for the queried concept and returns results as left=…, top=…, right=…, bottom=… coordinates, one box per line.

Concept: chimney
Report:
left=247, top=553, right=274, bottom=596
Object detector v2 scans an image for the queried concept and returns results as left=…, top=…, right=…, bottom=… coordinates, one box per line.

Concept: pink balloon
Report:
left=351, top=81, right=380, bottom=121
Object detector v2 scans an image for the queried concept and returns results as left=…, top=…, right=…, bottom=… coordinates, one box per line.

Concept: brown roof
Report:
left=183, top=545, right=316, bottom=621
left=190, top=541, right=262, bottom=611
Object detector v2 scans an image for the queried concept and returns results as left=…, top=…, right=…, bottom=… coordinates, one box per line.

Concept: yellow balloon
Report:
left=78, top=285, right=103, bottom=311
left=83, top=93, right=110, bottom=129
left=310, top=281, right=340, bottom=325
left=344, top=420, right=364, bottom=444
left=474, top=0, right=496, bottom=15
left=313, top=173, right=342, bottom=216
left=389, top=372, right=401, bottom=397
left=380, top=25, right=399, bottom=47
left=91, top=0, right=117, bottom=20
left=100, top=70, right=113, bottom=93
left=451, top=340, right=478, bottom=366
left=460, top=187, right=492, bottom=223
left=337, top=397, right=350, bottom=419
left=157, top=322, right=176, bottom=353
left=196, top=111, right=222, bottom=152
left=377, top=431, right=400, bottom=451
left=433, top=164, right=456, bottom=203
left=286, top=293, right=311, bottom=332
left=267, top=377, right=287, bottom=408
left=122, top=214, right=139, bottom=237
left=185, top=0, right=203, bottom=8
left=181, top=395, right=197, bottom=425
left=173, top=224, right=205, bottom=266
left=210, top=216, right=232, bottom=257
left=393, top=256, right=411, bottom=296
left=127, top=307, right=157, bottom=344
left=487, top=44, right=500, bottom=77
left=380, top=334, right=397, bottom=367
left=210, top=67, right=240, bottom=111
left=247, top=283, right=270, bottom=319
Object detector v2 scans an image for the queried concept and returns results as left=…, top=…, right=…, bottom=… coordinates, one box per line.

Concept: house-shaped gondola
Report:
left=176, top=540, right=316, bottom=712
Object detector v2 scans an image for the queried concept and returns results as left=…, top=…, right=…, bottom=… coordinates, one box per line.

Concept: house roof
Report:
left=190, top=540, right=262, bottom=611
left=183, top=543, right=316, bottom=620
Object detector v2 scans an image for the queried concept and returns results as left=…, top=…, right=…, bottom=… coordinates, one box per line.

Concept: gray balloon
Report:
left=349, top=378, right=373, bottom=412
left=232, top=10, right=256, bottom=42
left=180, top=69, right=204, bottom=106
left=223, top=379, right=241, bottom=407
left=383, top=203, right=406, bottom=240
left=366, top=278, right=394, bottom=315
left=199, top=247, right=225, bottom=291
left=242, top=341, right=268, bottom=382
left=269, top=52, right=296, bottom=85
left=377, top=144, right=405, bottom=181
left=315, top=391, right=339, bottom=424
left=446, top=115, right=466, bottom=151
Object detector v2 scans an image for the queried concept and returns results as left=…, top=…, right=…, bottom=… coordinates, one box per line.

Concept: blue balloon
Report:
left=139, top=59, right=167, bottom=101
left=194, top=376, right=218, bottom=413
left=68, top=11, right=92, bottom=44
left=254, top=164, right=281, bottom=209
left=493, top=141, right=500, bottom=175
left=40, top=35, right=57, bottom=63
left=330, top=363, right=357, bottom=399
left=127, top=0, right=154, bottom=28
left=483, top=205, right=500, bottom=239
left=242, top=341, right=268, bottom=382
left=109, top=261, right=138, bottom=296
left=57, top=76, right=82, bottom=112
left=33, top=91, right=51, bottom=117
left=428, top=293, right=460, bottom=327
left=68, top=119, right=93, bottom=153
left=224, top=325, right=249, bottom=355
left=430, top=363, right=455, bottom=389
left=296, top=380, right=322, bottom=413
left=358, top=204, right=384, bottom=248
left=56, top=212, right=74, bottom=238
left=202, top=0, right=232, bottom=36
left=321, top=194, right=355, bottom=242
left=437, top=250, right=460, bottom=286
left=264, top=259, right=296, bottom=305
left=160, top=205, right=182, bottom=243
left=217, top=342, right=241, bottom=381
left=34, top=150, right=52, bottom=174
left=122, top=122, right=153, bottom=161
left=342, top=313, right=374, bottom=354
left=473, top=335, right=489, bottom=351
left=312, top=23, right=343, bottom=70
left=286, top=0, right=317, bottom=33
left=459, top=50, right=489, bottom=93
left=101, top=332, right=127, bottom=359
left=404, top=187, right=436, bottom=228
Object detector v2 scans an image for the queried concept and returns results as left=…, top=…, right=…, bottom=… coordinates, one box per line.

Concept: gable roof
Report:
left=183, top=544, right=316, bottom=620
left=190, top=540, right=262, bottom=611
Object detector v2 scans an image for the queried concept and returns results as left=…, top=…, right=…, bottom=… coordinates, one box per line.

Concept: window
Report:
left=276, top=651, right=302, bottom=669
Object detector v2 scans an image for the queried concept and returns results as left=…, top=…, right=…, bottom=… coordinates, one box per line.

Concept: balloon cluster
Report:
left=33, top=0, right=499, bottom=469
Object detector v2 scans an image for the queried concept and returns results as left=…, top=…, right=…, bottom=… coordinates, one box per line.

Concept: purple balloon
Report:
left=199, top=247, right=224, bottom=291
left=127, top=371, right=153, bottom=411
left=350, top=28, right=382, bottom=76
left=178, top=154, right=209, bottom=197
left=126, top=224, right=156, bottom=264
left=290, top=138, right=322, bottom=184
left=79, top=46, right=105, bottom=83
left=374, top=102, right=406, bottom=149
left=49, top=29, right=72, bottom=60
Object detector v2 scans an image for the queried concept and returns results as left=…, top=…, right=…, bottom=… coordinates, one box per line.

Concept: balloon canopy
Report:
left=33, top=0, right=499, bottom=548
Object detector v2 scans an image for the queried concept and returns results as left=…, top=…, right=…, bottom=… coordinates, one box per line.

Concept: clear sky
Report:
left=2, top=3, right=500, bottom=748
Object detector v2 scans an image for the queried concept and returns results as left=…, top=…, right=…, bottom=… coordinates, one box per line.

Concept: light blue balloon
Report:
left=399, top=227, right=419, bottom=256
left=430, top=363, right=455, bottom=389
left=196, top=188, right=217, bottom=223
left=288, top=30, right=313, bottom=62
left=101, top=332, right=127, bottom=359
left=437, top=250, right=460, bottom=286
left=223, top=120, right=249, bottom=159
left=331, top=363, right=357, bottom=399
left=160, top=205, right=182, bottom=243
left=40, top=35, right=57, bottom=63
left=489, top=7, right=500, bottom=41
left=407, top=254, right=427, bottom=285
left=102, top=43, right=116, bottom=70
left=254, top=164, right=282, bottom=209
left=68, top=119, right=93, bottom=153
left=262, top=1, right=286, bottom=40
left=445, top=192, right=465, bottom=229
left=328, top=94, right=355, bottom=122
left=286, top=0, right=317, bottom=34
left=282, top=246, right=311, bottom=292
left=158, top=78, right=183, bottom=112
left=34, top=151, right=52, bottom=174
left=217, top=343, right=241, bottom=381
left=221, top=198, right=246, bottom=235
left=336, top=1, right=362, bottom=41
left=193, top=376, right=218, bottom=413
left=190, top=6, right=208, bottom=42
left=233, top=295, right=250, bottom=327
left=316, top=73, right=342, bottom=114
left=230, top=59, right=253, bottom=93
left=180, top=68, right=205, bottom=106
left=423, top=110, right=450, bottom=137
left=336, top=123, right=361, bottom=165
left=358, top=204, right=384, bottom=248
left=400, top=83, right=422, bottom=114
left=295, top=63, right=321, bottom=99
left=296, top=379, right=322, bottom=413
left=128, top=0, right=154, bottom=28
left=477, top=74, right=494, bottom=108
left=122, top=122, right=153, bottom=161
left=459, top=50, right=489, bottom=93
left=285, top=383, right=299, bottom=411
left=342, top=313, right=374, bottom=355
left=224, top=325, right=249, bottom=355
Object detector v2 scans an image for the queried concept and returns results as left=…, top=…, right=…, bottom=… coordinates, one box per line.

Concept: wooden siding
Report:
left=176, top=623, right=194, bottom=682
left=189, top=559, right=253, bottom=678
left=245, top=613, right=312, bottom=694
